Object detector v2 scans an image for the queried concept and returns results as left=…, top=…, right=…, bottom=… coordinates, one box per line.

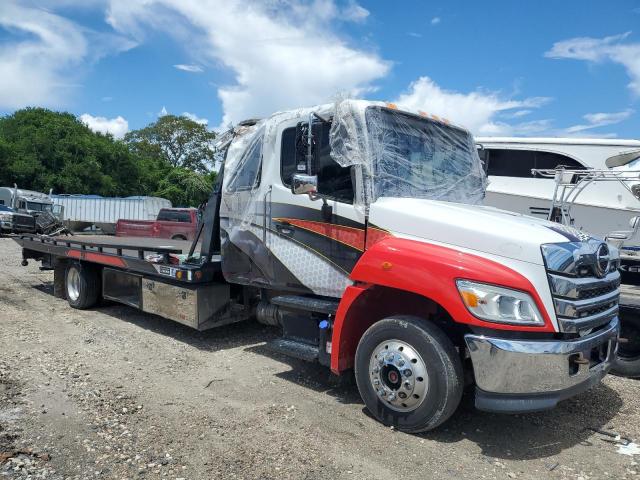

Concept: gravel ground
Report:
left=1, top=236, right=640, bottom=479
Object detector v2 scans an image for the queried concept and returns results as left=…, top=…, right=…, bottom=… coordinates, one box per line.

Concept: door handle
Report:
left=276, top=224, right=294, bottom=236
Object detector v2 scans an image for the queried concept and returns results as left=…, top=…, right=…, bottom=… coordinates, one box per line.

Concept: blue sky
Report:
left=1, top=0, right=639, bottom=139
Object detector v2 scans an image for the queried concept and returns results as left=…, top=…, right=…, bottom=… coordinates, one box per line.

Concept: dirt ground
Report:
left=1, top=237, right=640, bottom=480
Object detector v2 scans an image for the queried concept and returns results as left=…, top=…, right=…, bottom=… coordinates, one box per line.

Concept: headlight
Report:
left=0, top=213, right=12, bottom=221
left=456, top=279, right=544, bottom=326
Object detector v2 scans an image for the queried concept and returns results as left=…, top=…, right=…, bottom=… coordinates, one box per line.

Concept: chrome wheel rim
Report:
left=368, top=339, right=428, bottom=412
left=67, top=268, right=80, bottom=302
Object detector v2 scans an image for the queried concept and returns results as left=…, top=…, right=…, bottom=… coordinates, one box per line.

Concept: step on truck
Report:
left=14, top=100, right=621, bottom=432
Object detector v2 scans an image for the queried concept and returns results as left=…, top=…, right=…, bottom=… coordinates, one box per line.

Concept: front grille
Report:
left=545, top=243, right=621, bottom=334
left=13, top=215, right=35, bottom=228
left=579, top=283, right=618, bottom=300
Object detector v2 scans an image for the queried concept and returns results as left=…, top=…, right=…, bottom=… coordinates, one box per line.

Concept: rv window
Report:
left=486, top=149, right=585, bottom=177
left=281, top=123, right=354, bottom=203
left=19, top=201, right=26, bottom=209
left=535, top=151, right=585, bottom=171
left=0, top=200, right=4, bottom=205
left=486, top=149, right=535, bottom=177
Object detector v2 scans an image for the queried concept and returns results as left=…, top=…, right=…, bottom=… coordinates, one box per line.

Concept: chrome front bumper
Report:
left=464, top=317, right=619, bottom=413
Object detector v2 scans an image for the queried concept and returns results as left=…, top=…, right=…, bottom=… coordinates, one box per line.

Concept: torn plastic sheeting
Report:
left=329, top=100, right=488, bottom=207
left=222, top=121, right=267, bottom=233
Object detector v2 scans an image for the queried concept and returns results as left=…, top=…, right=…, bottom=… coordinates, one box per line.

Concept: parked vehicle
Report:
left=0, top=186, right=56, bottom=233
left=115, top=208, right=199, bottom=240
left=0, top=204, right=36, bottom=234
left=15, top=100, right=621, bottom=432
left=51, top=194, right=171, bottom=234
left=476, top=137, right=640, bottom=245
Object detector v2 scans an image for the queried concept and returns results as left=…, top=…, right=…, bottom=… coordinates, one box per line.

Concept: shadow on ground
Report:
left=33, top=278, right=625, bottom=461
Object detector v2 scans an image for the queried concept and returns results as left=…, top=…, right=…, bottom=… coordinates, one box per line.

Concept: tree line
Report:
left=0, top=108, right=218, bottom=207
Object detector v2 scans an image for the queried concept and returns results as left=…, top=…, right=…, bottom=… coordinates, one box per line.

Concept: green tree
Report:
left=0, top=108, right=146, bottom=196
left=153, top=168, right=216, bottom=207
left=124, top=115, right=216, bottom=173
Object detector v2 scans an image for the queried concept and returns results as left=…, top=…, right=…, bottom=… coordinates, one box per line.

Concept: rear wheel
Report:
left=354, top=316, right=463, bottom=432
left=65, top=263, right=101, bottom=309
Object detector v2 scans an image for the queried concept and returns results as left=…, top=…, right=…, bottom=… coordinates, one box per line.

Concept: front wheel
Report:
left=354, top=316, right=463, bottom=432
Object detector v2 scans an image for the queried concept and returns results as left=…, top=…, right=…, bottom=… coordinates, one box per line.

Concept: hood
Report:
left=369, top=197, right=586, bottom=265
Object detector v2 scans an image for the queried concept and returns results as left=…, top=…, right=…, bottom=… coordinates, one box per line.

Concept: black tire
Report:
left=171, top=235, right=187, bottom=241
left=354, top=316, right=463, bottom=432
left=65, top=263, right=101, bottom=309
left=612, top=312, right=640, bottom=378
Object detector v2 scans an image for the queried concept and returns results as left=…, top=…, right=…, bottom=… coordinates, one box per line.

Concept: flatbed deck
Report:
left=14, top=234, right=219, bottom=284
left=53, top=234, right=196, bottom=255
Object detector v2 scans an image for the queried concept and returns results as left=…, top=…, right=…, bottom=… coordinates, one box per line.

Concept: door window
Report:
left=281, top=122, right=354, bottom=203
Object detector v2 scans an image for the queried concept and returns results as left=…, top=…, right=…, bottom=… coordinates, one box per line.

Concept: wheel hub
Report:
left=369, top=339, right=428, bottom=412
left=66, top=268, right=80, bottom=302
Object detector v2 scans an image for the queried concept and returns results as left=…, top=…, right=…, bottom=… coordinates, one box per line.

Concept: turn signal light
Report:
left=460, top=290, right=479, bottom=308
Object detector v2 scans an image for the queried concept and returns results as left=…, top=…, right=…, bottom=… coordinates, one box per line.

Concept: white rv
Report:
left=476, top=137, right=640, bottom=246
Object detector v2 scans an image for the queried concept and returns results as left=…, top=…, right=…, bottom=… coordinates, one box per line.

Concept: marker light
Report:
left=456, top=280, right=544, bottom=326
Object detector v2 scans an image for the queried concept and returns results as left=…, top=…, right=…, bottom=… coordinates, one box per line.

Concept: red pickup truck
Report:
left=115, top=208, right=199, bottom=241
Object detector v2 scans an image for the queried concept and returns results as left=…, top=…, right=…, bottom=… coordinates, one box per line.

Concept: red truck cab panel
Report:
left=329, top=236, right=555, bottom=374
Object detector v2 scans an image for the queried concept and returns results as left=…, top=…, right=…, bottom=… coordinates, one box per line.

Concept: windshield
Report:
left=365, top=107, right=487, bottom=204
left=26, top=202, right=52, bottom=212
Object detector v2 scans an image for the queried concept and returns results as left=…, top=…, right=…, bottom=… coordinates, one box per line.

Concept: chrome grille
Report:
left=543, top=241, right=621, bottom=334
left=12, top=215, right=35, bottom=228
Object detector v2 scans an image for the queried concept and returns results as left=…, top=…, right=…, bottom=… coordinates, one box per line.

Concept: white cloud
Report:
left=80, top=113, right=129, bottom=139
left=182, top=112, right=209, bottom=125
left=101, top=96, right=114, bottom=102
left=0, top=0, right=135, bottom=110
left=342, top=1, right=370, bottom=22
left=545, top=32, right=640, bottom=96
left=565, top=109, right=634, bottom=133
left=105, top=0, right=389, bottom=127
left=394, top=76, right=551, bottom=135
left=173, top=64, right=203, bottom=73
left=431, top=17, right=441, bottom=25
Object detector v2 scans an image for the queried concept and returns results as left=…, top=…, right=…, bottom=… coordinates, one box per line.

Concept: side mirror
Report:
left=291, top=174, right=318, bottom=195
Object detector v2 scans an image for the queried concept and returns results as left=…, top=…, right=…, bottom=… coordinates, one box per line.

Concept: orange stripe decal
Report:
left=274, top=218, right=365, bottom=251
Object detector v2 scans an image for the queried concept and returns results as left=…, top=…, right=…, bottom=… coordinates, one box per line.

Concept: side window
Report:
left=176, top=212, right=191, bottom=223
left=227, top=131, right=263, bottom=192
left=486, top=149, right=585, bottom=177
left=157, top=210, right=175, bottom=222
left=280, top=123, right=354, bottom=203
left=280, top=127, right=298, bottom=187
left=19, top=201, right=26, bottom=209
left=0, top=200, right=4, bottom=205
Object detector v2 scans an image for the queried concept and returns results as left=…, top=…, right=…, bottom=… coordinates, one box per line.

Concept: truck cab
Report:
left=216, top=100, right=620, bottom=430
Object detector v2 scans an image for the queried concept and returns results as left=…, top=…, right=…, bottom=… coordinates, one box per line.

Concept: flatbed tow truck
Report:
left=13, top=100, right=622, bottom=432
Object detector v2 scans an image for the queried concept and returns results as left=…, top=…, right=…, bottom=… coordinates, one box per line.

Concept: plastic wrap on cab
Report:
left=329, top=100, right=487, bottom=208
